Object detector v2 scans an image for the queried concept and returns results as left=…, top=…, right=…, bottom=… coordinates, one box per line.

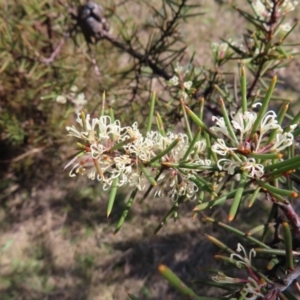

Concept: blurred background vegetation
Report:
left=1, top=0, right=300, bottom=299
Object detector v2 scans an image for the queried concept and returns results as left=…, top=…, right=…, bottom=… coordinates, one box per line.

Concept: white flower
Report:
left=210, top=116, right=230, bottom=137
left=253, top=0, right=270, bottom=19
left=289, top=124, right=297, bottom=132
left=258, top=111, right=280, bottom=136
left=64, top=152, right=93, bottom=177
left=76, top=113, right=98, bottom=132
left=101, top=175, right=116, bottom=191
left=252, top=102, right=262, bottom=109
left=180, top=90, right=188, bottom=100
left=218, top=42, right=228, bottom=54
left=271, top=132, right=294, bottom=152
left=253, top=0, right=298, bottom=19
left=174, top=62, right=190, bottom=76
left=169, top=75, right=179, bottom=86
left=72, top=93, right=87, bottom=112
left=69, top=85, right=79, bottom=99
left=123, top=121, right=142, bottom=140
left=90, top=143, right=106, bottom=159
left=56, top=95, right=67, bottom=104
left=241, top=158, right=264, bottom=178
left=97, top=116, right=112, bottom=140
left=279, top=22, right=292, bottom=32
left=194, top=140, right=207, bottom=154
left=64, top=151, right=116, bottom=184
left=177, top=178, right=198, bottom=200
left=174, top=62, right=184, bottom=74
left=212, top=139, right=237, bottom=156
left=124, top=135, right=154, bottom=162
left=231, top=111, right=257, bottom=141
left=128, top=172, right=146, bottom=191
left=70, top=85, right=79, bottom=94
left=55, top=85, right=88, bottom=110
left=153, top=132, right=204, bottom=201
left=66, top=113, right=99, bottom=143
left=114, top=155, right=131, bottom=171
left=217, top=158, right=240, bottom=175
left=169, top=133, right=189, bottom=161
left=156, top=171, right=198, bottom=201
left=230, top=243, right=256, bottom=269
left=280, top=0, right=298, bottom=13
left=192, top=141, right=211, bottom=166
left=213, top=273, right=264, bottom=299
left=211, top=42, right=229, bottom=59
left=183, top=81, right=193, bottom=90
left=239, top=277, right=264, bottom=300
left=213, top=244, right=265, bottom=299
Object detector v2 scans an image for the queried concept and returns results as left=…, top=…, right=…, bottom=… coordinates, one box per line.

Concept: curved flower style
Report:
left=212, top=274, right=264, bottom=300
left=211, top=138, right=237, bottom=156
left=217, top=158, right=241, bottom=175
left=230, top=243, right=256, bottom=269
left=213, top=243, right=265, bottom=300
left=241, top=158, right=264, bottom=178
left=231, top=111, right=257, bottom=141
left=210, top=116, right=230, bottom=137
left=239, top=277, right=265, bottom=300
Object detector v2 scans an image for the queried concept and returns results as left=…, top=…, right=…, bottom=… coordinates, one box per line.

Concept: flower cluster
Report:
left=253, top=0, right=298, bottom=19
left=252, top=0, right=298, bottom=33
left=56, top=85, right=87, bottom=112
left=212, top=244, right=265, bottom=300
left=65, top=113, right=211, bottom=200
left=210, top=105, right=296, bottom=178
left=155, top=136, right=211, bottom=201
left=211, top=41, right=230, bottom=60
left=169, top=62, right=193, bottom=99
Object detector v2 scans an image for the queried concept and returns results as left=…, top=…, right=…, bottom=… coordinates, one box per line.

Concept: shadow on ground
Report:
left=0, top=176, right=254, bottom=300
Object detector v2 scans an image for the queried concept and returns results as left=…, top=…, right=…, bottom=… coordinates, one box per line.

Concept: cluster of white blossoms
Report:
left=253, top=0, right=298, bottom=19
left=212, top=244, right=265, bottom=300
left=56, top=85, right=87, bottom=112
left=169, top=62, right=193, bottom=99
left=211, top=39, right=245, bottom=60
left=211, top=41, right=230, bottom=60
left=155, top=135, right=211, bottom=201
left=65, top=113, right=211, bottom=200
left=252, top=0, right=298, bottom=33
left=210, top=104, right=297, bottom=178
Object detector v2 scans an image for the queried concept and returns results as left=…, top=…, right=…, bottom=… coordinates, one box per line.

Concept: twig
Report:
left=100, top=30, right=172, bottom=80
left=40, top=33, right=70, bottom=64
left=264, top=264, right=300, bottom=299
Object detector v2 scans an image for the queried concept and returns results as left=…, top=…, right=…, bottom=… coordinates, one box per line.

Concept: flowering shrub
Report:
left=64, top=1, right=300, bottom=299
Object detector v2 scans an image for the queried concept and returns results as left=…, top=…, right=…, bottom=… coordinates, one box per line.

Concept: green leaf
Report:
left=250, top=75, right=277, bottom=137
left=146, top=91, right=156, bottom=133
left=228, top=172, right=247, bottom=222
left=240, top=65, right=247, bottom=113
left=158, top=265, right=204, bottom=299
left=204, top=217, right=271, bottom=249
left=282, top=221, right=294, bottom=270
left=114, top=189, right=138, bottom=234
left=107, top=177, right=119, bottom=217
